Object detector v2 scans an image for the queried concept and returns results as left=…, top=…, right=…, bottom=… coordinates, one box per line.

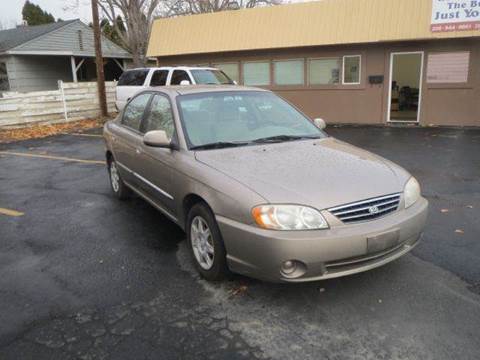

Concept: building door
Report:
left=387, top=52, right=424, bottom=123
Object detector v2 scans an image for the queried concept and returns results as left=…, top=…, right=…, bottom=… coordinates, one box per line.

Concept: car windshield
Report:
left=177, top=91, right=325, bottom=149
left=190, top=70, right=234, bottom=85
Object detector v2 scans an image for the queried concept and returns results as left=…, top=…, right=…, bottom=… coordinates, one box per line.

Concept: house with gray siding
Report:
left=0, top=19, right=131, bottom=93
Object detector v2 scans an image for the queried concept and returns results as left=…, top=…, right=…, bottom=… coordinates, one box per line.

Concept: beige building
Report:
left=147, top=0, right=480, bottom=127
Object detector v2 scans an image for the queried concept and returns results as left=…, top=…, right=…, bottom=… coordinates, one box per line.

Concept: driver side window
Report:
left=143, top=94, right=175, bottom=140
left=122, top=93, right=151, bottom=132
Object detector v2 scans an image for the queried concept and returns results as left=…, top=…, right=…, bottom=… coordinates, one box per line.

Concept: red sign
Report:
left=431, top=21, right=480, bottom=32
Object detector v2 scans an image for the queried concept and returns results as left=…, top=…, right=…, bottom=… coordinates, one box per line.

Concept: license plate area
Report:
left=367, top=229, right=400, bottom=254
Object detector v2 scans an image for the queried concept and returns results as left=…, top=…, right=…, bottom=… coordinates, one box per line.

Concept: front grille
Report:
left=328, top=193, right=401, bottom=223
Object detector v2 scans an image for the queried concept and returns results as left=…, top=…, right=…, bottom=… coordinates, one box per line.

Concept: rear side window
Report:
left=118, top=70, right=148, bottom=86
left=170, top=70, right=190, bottom=85
left=122, top=93, right=151, bottom=131
left=190, top=69, right=234, bottom=85
left=150, top=70, right=169, bottom=86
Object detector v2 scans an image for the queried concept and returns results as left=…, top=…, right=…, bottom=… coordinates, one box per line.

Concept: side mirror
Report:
left=313, top=118, right=326, bottom=130
left=179, top=80, right=191, bottom=85
left=143, top=130, right=171, bottom=148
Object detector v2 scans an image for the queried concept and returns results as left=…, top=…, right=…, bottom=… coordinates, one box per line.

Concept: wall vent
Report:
left=77, top=30, right=84, bottom=51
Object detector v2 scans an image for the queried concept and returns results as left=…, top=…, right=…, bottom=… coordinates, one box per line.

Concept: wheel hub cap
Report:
left=191, top=216, right=214, bottom=270
left=110, top=162, right=120, bottom=192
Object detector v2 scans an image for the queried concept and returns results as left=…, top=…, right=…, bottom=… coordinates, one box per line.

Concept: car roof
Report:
left=144, top=85, right=270, bottom=96
left=125, top=66, right=218, bottom=71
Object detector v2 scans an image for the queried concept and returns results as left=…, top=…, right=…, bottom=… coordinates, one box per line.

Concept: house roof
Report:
left=147, top=0, right=480, bottom=57
left=0, top=20, right=77, bottom=52
left=0, top=19, right=131, bottom=58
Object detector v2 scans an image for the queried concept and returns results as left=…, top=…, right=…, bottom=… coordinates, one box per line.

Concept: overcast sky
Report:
left=2, top=0, right=92, bottom=28
left=1, top=0, right=315, bottom=29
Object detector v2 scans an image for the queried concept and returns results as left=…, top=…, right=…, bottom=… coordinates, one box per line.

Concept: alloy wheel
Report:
left=110, top=161, right=120, bottom=193
left=190, top=216, right=215, bottom=270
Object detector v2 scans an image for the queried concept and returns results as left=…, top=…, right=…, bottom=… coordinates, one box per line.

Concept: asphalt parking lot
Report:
left=0, top=125, right=479, bottom=360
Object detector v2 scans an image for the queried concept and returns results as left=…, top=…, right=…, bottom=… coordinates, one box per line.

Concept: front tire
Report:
left=108, top=158, right=131, bottom=200
left=187, top=203, right=229, bottom=281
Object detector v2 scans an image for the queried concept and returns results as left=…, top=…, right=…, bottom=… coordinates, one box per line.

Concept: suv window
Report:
left=122, top=93, right=151, bottom=131
left=118, top=69, right=148, bottom=86
left=170, top=70, right=190, bottom=85
left=150, top=70, right=169, bottom=86
left=190, top=69, right=233, bottom=85
left=144, top=95, right=175, bottom=140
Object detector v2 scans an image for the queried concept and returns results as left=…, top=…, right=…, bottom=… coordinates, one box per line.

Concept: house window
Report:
left=426, top=52, right=470, bottom=83
left=309, top=58, right=340, bottom=85
left=243, top=61, right=270, bottom=86
left=0, top=62, right=9, bottom=91
left=213, top=63, right=239, bottom=83
left=273, top=59, right=304, bottom=85
left=343, top=55, right=361, bottom=84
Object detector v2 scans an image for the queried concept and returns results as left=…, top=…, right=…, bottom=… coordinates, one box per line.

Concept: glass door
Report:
left=388, top=52, right=423, bottom=123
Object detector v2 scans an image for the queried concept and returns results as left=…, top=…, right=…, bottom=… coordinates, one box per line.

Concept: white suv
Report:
left=115, top=66, right=235, bottom=110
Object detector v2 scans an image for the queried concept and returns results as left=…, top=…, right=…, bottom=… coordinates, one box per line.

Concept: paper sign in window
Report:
left=427, top=52, right=470, bottom=83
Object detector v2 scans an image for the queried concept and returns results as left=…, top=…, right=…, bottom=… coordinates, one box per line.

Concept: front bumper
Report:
left=216, top=197, right=428, bottom=282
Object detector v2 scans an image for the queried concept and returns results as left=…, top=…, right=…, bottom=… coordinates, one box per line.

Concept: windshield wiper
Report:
left=190, top=141, right=250, bottom=150
left=252, top=135, right=321, bottom=144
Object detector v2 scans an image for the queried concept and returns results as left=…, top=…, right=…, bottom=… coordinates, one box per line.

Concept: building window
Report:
left=273, top=59, right=304, bottom=85
left=308, top=58, right=340, bottom=85
left=0, top=62, right=9, bottom=91
left=343, top=55, right=361, bottom=85
left=213, top=63, right=239, bottom=83
left=243, top=61, right=270, bottom=86
left=426, top=52, right=470, bottom=83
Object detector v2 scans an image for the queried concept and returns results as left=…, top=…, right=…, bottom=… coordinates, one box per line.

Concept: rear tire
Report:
left=108, top=158, right=131, bottom=200
left=187, top=203, right=229, bottom=281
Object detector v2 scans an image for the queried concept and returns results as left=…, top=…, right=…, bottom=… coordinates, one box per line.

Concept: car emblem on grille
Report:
left=368, top=206, right=379, bottom=214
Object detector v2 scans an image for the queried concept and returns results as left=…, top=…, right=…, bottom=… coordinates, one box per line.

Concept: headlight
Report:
left=252, top=205, right=329, bottom=230
left=404, top=177, right=421, bottom=208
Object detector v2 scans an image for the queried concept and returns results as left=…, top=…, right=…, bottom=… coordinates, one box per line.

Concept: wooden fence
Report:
left=0, top=81, right=117, bottom=128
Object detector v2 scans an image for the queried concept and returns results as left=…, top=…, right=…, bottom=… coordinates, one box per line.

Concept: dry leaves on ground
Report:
left=228, top=284, right=249, bottom=298
left=0, top=119, right=105, bottom=143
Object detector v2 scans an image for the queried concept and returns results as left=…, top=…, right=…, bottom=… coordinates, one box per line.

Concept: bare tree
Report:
left=69, top=0, right=285, bottom=66
left=67, top=0, right=159, bottom=67
left=161, top=0, right=282, bottom=16
left=97, top=0, right=160, bottom=66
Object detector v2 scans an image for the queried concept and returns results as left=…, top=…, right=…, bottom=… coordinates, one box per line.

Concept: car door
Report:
left=135, top=93, right=178, bottom=216
left=112, top=92, right=152, bottom=186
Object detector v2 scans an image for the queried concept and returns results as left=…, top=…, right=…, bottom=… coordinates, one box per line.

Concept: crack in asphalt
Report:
left=0, top=289, right=267, bottom=360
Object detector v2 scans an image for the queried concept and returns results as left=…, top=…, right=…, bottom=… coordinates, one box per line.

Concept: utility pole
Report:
left=91, top=0, right=108, bottom=118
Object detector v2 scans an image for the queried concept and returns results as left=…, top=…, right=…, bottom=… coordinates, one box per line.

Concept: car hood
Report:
left=194, top=138, right=410, bottom=210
